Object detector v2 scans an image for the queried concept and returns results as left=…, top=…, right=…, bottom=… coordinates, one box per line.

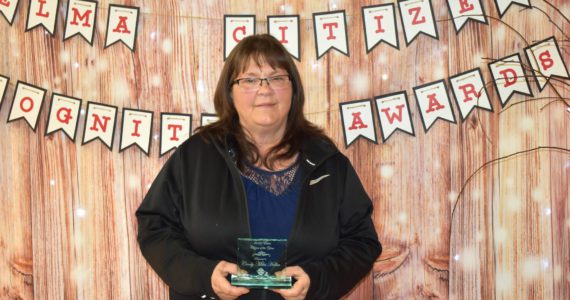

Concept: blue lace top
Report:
left=240, top=159, right=301, bottom=239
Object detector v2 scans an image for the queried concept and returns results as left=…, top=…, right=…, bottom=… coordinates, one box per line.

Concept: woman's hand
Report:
left=211, top=261, right=250, bottom=300
left=271, top=266, right=310, bottom=300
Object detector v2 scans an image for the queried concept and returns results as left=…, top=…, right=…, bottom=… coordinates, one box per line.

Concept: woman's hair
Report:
left=196, top=34, right=332, bottom=170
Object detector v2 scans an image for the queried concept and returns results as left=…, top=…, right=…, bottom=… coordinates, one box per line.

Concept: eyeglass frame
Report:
left=231, top=74, right=292, bottom=90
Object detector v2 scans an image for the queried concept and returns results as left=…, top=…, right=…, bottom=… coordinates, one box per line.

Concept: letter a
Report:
left=112, top=16, right=131, bottom=33
left=348, top=112, right=368, bottom=130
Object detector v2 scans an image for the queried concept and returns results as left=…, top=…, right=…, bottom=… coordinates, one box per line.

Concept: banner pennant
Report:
left=63, top=0, right=98, bottom=45
left=449, top=68, right=493, bottom=121
left=224, top=15, right=256, bottom=60
left=488, top=53, right=533, bottom=107
left=7, top=81, right=47, bottom=131
left=104, top=4, right=140, bottom=51
left=375, top=91, right=414, bottom=142
left=413, top=80, right=456, bottom=132
left=524, top=37, right=570, bottom=92
left=0, top=75, right=8, bottom=109
left=494, top=0, right=531, bottom=18
left=313, top=10, right=349, bottom=59
left=200, top=113, right=218, bottom=127
left=340, top=99, right=377, bottom=148
left=398, top=0, right=439, bottom=46
left=268, top=15, right=300, bottom=60
left=362, top=3, right=399, bottom=52
left=0, top=0, right=19, bottom=25
left=45, top=93, right=82, bottom=141
left=446, top=0, right=488, bottom=33
left=25, top=0, right=60, bottom=35
left=82, top=102, right=118, bottom=150
left=120, top=108, right=153, bottom=155
left=160, top=113, right=192, bottom=156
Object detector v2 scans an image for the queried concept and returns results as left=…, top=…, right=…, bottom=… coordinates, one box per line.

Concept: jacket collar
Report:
left=299, top=136, right=338, bottom=168
left=213, top=133, right=339, bottom=169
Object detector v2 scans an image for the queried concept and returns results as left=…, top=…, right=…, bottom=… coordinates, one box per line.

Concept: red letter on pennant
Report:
left=499, top=68, right=518, bottom=87
left=90, top=114, right=111, bottom=132
left=426, top=94, right=445, bottom=113
left=409, top=7, right=425, bottom=25
left=70, top=8, right=93, bottom=27
left=459, top=0, right=475, bottom=13
left=36, top=0, right=50, bottom=18
left=323, top=22, right=338, bottom=40
left=458, top=83, right=481, bottom=103
left=381, top=105, right=405, bottom=124
left=0, top=0, right=10, bottom=7
left=538, top=51, right=554, bottom=71
left=56, top=107, right=73, bottom=124
left=131, top=119, right=141, bottom=137
left=374, top=15, right=385, bottom=33
left=348, top=112, right=368, bottom=130
left=20, top=97, right=34, bottom=112
left=232, top=26, right=246, bottom=43
left=168, top=124, right=182, bottom=141
left=112, top=16, right=131, bottom=33
left=278, top=26, right=289, bottom=43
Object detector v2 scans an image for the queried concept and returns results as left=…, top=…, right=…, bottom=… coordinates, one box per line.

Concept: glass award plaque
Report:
left=230, top=238, right=292, bottom=289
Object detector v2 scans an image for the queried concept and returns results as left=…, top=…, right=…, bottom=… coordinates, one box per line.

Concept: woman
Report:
left=136, top=34, right=381, bottom=300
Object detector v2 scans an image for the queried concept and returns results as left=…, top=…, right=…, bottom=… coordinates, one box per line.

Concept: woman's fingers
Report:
left=271, top=266, right=310, bottom=300
left=211, top=261, right=250, bottom=300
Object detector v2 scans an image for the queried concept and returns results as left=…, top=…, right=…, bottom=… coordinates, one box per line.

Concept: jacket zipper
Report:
left=214, top=141, right=252, bottom=238
left=286, top=154, right=333, bottom=244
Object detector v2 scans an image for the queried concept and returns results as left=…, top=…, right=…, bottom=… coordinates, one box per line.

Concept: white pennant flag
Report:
left=446, top=0, right=487, bottom=33
left=398, top=0, right=439, bottom=46
left=362, top=3, right=399, bottom=51
left=82, top=102, right=118, bottom=150
left=104, top=4, right=139, bottom=51
left=524, top=37, right=570, bottom=92
left=494, top=0, right=530, bottom=18
left=413, top=80, right=456, bottom=132
left=200, top=113, right=218, bottom=126
left=0, top=0, right=19, bottom=25
left=45, top=93, right=82, bottom=140
left=224, top=15, right=255, bottom=60
left=268, top=15, right=300, bottom=60
left=313, top=10, right=349, bottom=59
left=26, top=0, right=60, bottom=35
left=120, top=108, right=153, bottom=155
left=375, top=92, right=414, bottom=142
left=0, top=75, right=8, bottom=108
left=449, top=68, right=493, bottom=121
left=63, top=0, right=97, bottom=45
left=489, top=53, right=532, bottom=107
left=8, top=81, right=46, bottom=131
left=160, top=113, right=192, bottom=156
left=340, top=99, right=377, bottom=148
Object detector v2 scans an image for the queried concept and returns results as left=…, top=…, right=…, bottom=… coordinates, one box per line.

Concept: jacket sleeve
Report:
left=300, top=158, right=381, bottom=299
left=136, top=149, right=219, bottom=297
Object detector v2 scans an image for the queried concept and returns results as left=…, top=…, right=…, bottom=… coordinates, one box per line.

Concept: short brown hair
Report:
left=197, top=34, right=332, bottom=170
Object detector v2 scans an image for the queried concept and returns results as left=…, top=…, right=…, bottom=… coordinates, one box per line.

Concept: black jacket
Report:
left=136, top=133, right=381, bottom=299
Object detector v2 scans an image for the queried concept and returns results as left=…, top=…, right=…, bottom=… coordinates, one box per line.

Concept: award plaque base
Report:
left=231, top=238, right=291, bottom=289
left=230, top=274, right=292, bottom=289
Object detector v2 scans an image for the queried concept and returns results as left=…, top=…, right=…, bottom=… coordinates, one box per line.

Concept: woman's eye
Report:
left=244, top=78, right=257, bottom=84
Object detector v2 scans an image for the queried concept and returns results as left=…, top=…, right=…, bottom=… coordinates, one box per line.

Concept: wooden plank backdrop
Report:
left=0, top=0, right=569, bottom=299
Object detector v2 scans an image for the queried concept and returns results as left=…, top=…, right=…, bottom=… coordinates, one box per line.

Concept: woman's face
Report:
left=231, top=59, right=293, bottom=136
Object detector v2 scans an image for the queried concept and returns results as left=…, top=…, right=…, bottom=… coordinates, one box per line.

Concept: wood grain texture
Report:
left=0, top=0, right=568, bottom=299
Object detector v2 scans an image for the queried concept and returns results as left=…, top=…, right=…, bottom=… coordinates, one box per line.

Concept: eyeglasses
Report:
left=232, top=75, right=291, bottom=91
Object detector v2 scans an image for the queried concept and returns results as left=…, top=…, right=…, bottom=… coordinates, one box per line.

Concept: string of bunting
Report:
left=0, top=0, right=541, bottom=57
left=0, top=34, right=568, bottom=155
left=1, top=0, right=569, bottom=156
